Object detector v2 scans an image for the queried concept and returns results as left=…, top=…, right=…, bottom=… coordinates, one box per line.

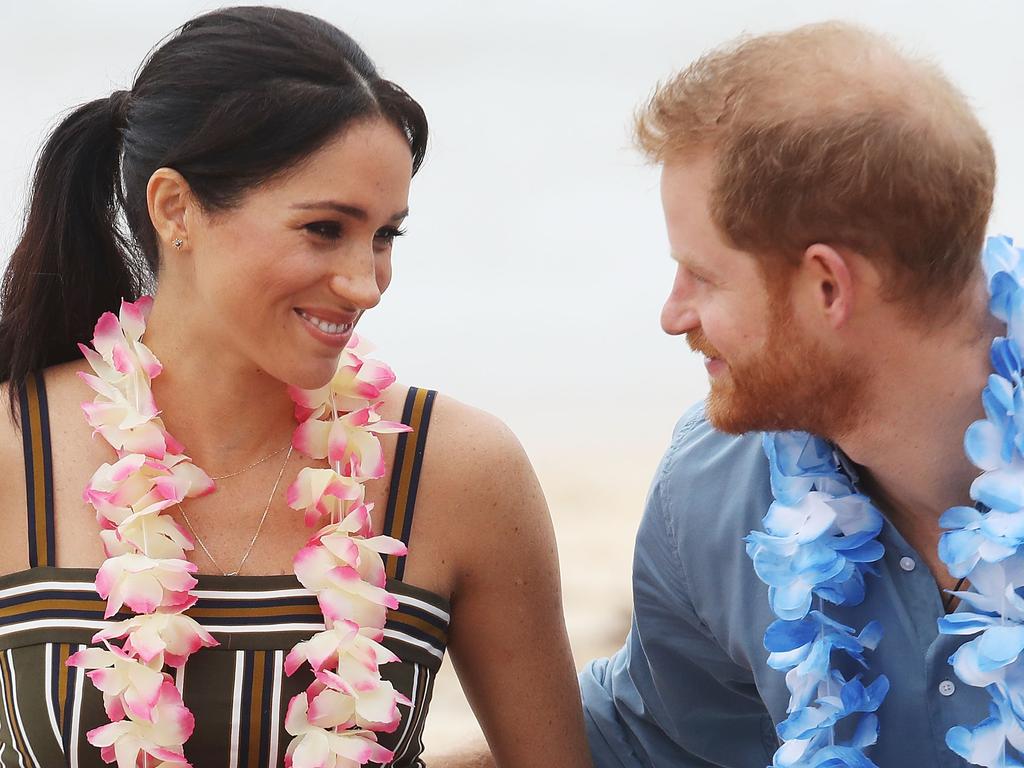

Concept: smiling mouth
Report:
left=704, top=356, right=727, bottom=376
left=296, top=309, right=354, bottom=336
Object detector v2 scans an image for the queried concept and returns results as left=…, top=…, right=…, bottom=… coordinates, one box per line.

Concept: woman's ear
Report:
left=147, top=167, right=194, bottom=253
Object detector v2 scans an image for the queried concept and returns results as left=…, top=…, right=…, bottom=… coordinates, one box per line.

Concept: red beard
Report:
left=687, top=308, right=865, bottom=438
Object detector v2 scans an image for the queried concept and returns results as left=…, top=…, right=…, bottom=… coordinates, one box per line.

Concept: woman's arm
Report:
left=426, top=742, right=495, bottom=768
left=427, top=400, right=592, bottom=767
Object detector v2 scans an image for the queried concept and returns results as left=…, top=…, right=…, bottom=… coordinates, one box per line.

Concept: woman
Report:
left=0, top=7, right=589, bottom=767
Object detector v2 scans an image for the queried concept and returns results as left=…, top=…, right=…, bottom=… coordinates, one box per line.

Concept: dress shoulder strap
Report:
left=18, top=371, right=55, bottom=567
left=382, top=386, right=437, bottom=581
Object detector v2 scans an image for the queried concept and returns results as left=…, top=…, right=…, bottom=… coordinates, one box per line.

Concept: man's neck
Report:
left=834, top=310, right=996, bottom=533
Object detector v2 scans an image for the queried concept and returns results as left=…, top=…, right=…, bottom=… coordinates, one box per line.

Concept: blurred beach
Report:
left=2, top=0, right=1023, bottom=758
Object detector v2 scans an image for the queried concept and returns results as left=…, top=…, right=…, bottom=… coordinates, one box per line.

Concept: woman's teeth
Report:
left=299, top=311, right=353, bottom=335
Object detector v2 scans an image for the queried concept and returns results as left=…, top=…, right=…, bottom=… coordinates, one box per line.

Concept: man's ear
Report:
left=147, top=167, right=194, bottom=253
left=799, top=243, right=855, bottom=329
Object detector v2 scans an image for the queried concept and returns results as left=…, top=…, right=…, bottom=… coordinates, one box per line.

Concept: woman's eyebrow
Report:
left=291, top=201, right=409, bottom=222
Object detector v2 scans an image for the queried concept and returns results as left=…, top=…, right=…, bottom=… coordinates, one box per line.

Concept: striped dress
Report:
left=0, top=374, right=449, bottom=768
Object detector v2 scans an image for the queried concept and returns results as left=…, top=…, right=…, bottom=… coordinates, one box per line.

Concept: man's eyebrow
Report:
left=673, top=250, right=723, bottom=279
left=671, top=250, right=700, bottom=267
left=291, top=201, right=409, bottom=223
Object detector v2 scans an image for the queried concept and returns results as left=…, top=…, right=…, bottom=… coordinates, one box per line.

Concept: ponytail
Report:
left=0, top=92, right=150, bottom=408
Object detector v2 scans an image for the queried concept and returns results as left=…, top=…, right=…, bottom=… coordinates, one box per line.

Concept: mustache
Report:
left=686, top=329, right=721, bottom=359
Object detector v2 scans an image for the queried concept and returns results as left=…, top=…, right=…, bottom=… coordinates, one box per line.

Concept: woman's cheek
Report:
left=264, top=249, right=320, bottom=291
left=375, top=255, right=393, bottom=294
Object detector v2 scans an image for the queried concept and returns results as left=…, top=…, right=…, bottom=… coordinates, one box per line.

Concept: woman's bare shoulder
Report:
left=397, top=390, right=552, bottom=596
left=0, top=381, right=30, bottom=573
left=423, top=392, right=530, bottom=486
left=41, top=359, right=95, bottom=444
left=44, top=359, right=91, bottom=398
left=0, top=381, right=24, bottom=468
left=0, top=361, right=97, bottom=575
left=416, top=392, right=549, bottom=544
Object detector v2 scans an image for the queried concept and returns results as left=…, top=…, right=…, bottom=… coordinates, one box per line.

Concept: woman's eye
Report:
left=305, top=221, right=342, bottom=240
left=374, top=226, right=406, bottom=245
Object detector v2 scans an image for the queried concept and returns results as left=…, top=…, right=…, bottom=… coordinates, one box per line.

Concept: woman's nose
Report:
left=328, top=249, right=382, bottom=310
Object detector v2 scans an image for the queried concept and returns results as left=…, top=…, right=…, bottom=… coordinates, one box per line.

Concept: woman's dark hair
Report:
left=0, top=6, right=427, bottom=406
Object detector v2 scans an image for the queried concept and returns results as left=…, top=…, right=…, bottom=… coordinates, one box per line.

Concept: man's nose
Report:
left=661, top=267, right=699, bottom=335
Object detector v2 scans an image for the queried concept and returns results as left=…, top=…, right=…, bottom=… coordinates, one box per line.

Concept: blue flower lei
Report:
left=748, top=235, right=1024, bottom=767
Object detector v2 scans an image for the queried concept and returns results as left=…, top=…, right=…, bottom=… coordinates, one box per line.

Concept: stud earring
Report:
left=173, top=238, right=184, bottom=250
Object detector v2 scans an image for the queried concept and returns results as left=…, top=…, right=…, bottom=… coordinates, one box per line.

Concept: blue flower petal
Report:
left=940, top=505, right=983, bottom=529
left=980, top=512, right=1024, bottom=556
left=765, top=618, right=817, bottom=651
left=856, top=621, right=883, bottom=651
left=947, top=716, right=1024, bottom=768
left=977, top=625, right=1024, bottom=672
left=983, top=235, right=1020, bottom=282
left=992, top=337, right=1023, bottom=381
left=983, top=378, right=1012, bottom=427
left=771, top=582, right=815, bottom=621
left=837, top=541, right=885, bottom=563
left=939, top=611, right=999, bottom=636
left=967, top=419, right=1010, bottom=472
left=991, top=272, right=1022, bottom=324
left=973, top=465, right=1024, bottom=512
left=938, top=529, right=983, bottom=578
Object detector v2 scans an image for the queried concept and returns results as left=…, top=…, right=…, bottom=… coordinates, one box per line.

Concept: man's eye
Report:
left=305, top=222, right=342, bottom=240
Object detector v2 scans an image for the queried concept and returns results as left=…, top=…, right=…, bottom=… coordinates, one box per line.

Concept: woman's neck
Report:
left=142, top=295, right=298, bottom=473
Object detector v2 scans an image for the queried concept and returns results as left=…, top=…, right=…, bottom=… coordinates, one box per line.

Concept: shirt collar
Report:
left=831, top=444, right=863, bottom=490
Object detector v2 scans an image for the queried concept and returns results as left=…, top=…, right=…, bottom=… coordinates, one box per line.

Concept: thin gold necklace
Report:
left=177, top=444, right=294, bottom=576
left=207, top=443, right=290, bottom=480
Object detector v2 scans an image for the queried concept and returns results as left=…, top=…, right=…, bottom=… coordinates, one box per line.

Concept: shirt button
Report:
left=939, top=680, right=956, bottom=697
left=899, top=556, right=916, bottom=572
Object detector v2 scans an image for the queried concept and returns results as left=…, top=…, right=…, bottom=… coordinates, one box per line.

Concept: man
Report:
left=579, top=20, right=1000, bottom=768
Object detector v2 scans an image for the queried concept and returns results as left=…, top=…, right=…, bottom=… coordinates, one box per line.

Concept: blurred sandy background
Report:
left=2, top=0, right=1024, bottom=756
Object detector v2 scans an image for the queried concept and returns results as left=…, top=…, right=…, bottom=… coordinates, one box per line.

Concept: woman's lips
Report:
left=296, top=308, right=355, bottom=349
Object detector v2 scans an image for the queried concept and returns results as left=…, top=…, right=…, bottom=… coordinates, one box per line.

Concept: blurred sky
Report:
left=2, top=1, right=1023, bottom=472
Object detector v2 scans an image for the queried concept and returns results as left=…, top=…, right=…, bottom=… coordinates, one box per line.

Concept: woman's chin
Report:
left=277, top=361, right=335, bottom=392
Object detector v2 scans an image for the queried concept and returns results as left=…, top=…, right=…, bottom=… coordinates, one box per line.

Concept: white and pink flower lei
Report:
left=68, top=296, right=413, bottom=768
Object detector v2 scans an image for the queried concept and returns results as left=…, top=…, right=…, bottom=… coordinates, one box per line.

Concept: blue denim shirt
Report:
left=580, top=403, right=983, bottom=767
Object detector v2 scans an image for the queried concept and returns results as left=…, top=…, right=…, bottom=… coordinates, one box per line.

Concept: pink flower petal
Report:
left=293, top=420, right=331, bottom=460
left=85, top=719, right=133, bottom=749
left=363, top=535, right=408, bottom=557
left=119, top=298, right=149, bottom=338
left=92, top=312, right=122, bottom=353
